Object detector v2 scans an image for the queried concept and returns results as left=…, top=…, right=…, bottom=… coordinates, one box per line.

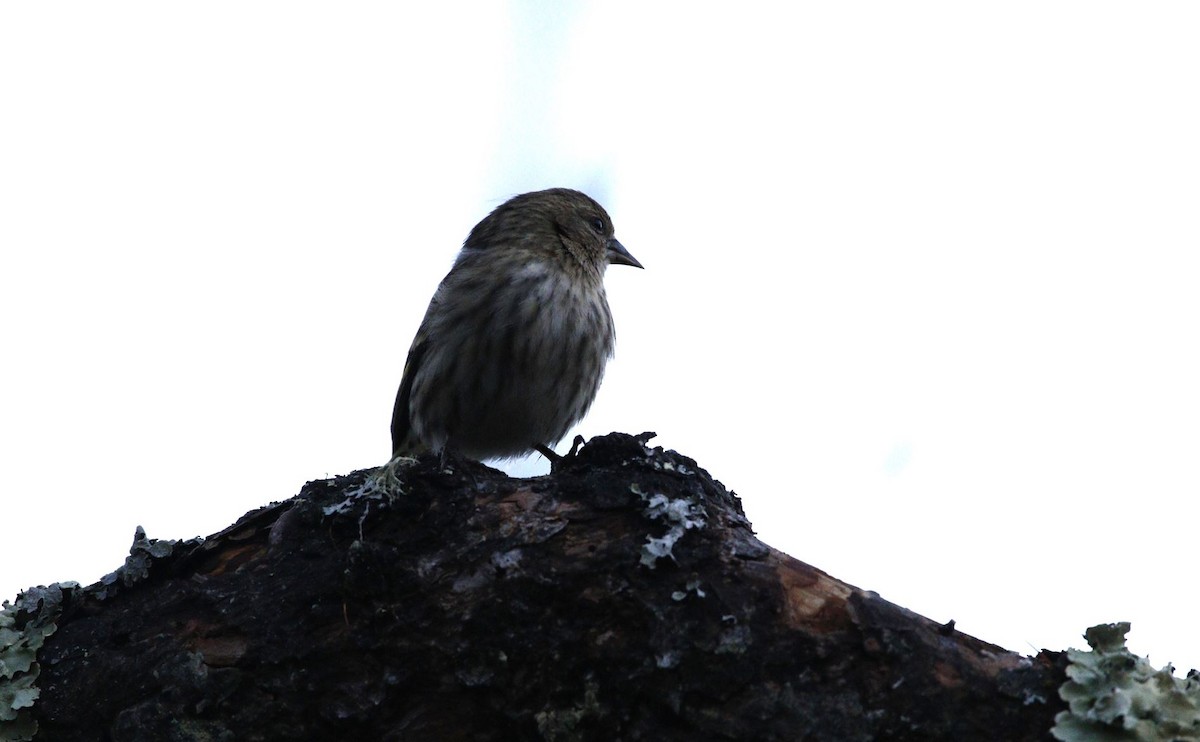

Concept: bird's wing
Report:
left=390, top=331, right=429, bottom=456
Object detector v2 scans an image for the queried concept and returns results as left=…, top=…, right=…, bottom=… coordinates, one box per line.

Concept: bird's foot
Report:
left=536, top=435, right=586, bottom=473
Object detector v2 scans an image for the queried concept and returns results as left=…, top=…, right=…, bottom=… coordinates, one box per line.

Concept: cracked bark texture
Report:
left=30, top=432, right=1067, bottom=740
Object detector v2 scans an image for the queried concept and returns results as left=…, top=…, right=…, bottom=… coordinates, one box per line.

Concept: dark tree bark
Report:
left=22, top=433, right=1066, bottom=740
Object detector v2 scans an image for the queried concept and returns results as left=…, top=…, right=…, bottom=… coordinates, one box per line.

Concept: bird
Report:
left=389, top=188, right=642, bottom=465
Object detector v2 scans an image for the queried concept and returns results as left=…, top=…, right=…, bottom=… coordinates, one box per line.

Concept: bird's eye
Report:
left=589, top=217, right=605, bottom=233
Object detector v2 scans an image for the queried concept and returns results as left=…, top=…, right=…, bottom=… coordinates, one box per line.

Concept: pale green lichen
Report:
left=2, top=527, right=201, bottom=740
left=671, top=577, right=706, bottom=602
left=88, top=526, right=202, bottom=601
left=1051, top=622, right=1200, bottom=741
left=122, top=525, right=181, bottom=581
left=1, top=583, right=75, bottom=742
left=630, top=484, right=707, bottom=569
left=330, top=459, right=413, bottom=516
left=535, top=679, right=601, bottom=741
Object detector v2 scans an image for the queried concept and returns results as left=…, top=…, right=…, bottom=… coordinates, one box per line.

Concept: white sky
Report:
left=3, top=2, right=1198, bottom=672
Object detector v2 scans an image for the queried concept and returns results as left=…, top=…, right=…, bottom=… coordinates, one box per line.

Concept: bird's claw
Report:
left=537, top=435, right=586, bottom=473
left=566, top=434, right=585, bottom=458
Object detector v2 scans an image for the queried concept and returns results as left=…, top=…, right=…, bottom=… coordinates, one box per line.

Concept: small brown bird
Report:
left=390, top=188, right=642, bottom=462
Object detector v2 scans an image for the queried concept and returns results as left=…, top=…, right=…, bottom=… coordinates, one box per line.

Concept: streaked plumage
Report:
left=391, top=188, right=641, bottom=461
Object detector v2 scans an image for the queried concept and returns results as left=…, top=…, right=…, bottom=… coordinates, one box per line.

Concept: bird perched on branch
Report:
left=390, top=188, right=642, bottom=465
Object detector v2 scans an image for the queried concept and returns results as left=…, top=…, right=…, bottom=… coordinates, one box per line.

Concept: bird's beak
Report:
left=606, top=238, right=643, bottom=269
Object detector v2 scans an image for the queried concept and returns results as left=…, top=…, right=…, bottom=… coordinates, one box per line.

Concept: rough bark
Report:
left=21, top=432, right=1066, bottom=740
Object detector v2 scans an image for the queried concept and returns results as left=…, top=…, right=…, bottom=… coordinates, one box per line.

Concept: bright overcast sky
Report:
left=3, top=2, right=1198, bottom=673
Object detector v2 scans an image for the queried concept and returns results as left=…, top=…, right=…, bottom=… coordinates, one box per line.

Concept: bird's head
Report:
left=464, top=188, right=642, bottom=279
